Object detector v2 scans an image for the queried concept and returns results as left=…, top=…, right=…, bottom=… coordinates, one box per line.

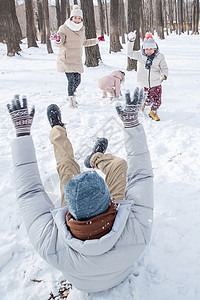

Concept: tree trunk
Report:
left=61, top=0, right=67, bottom=24
left=66, top=0, right=70, bottom=19
left=55, top=0, right=61, bottom=29
left=119, top=0, right=127, bottom=44
left=80, top=0, right=101, bottom=67
left=104, top=0, right=109, bottom=36
left=97, top=0, right=105, bottom=37
left=186, top=0, right=189, bottom=34
left=74, top=0, right=78, bottom=4
left=0, top=0, right=21, bottom=55
left=154, top=0, right=164, bottom=39
left=149, top=0, right=154, bottom=33
left=174, top=0, right=179, bottom=34
left=127, top=0, right=141, bottom=71
left=192, top=0, right=199, bottom=34
left=140, top=0, right=146, bottom=39
left=168, top=0, right=174, bottom=33
left=12, top=0, right=23, bottom=41
left=36, top=0, right=46, bottom=43
left=178, top=0, right=184, bottom=33
left=25, top=0, right=38, bottom=47
left=163, top=0, right=169, bottom=35
left=109, top=0, right=122, bottom=53
left=42, top=0, right=53, bottom=53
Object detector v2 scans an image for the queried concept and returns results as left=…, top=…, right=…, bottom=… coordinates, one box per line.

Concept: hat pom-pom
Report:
left=73, top=5, right=80, bottom=10
left=145, top=32, right=153, bottom=40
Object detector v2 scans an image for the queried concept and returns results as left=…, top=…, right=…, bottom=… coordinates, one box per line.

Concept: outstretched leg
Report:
left=90, top=153, right=127, bottom=202
left=49, top=125, right=80, bottom=206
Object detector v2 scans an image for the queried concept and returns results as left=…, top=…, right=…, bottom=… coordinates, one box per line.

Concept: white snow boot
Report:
left=68, top=96, right=78, bottom=109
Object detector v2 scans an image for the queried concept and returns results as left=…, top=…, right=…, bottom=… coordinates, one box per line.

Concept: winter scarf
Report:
left=65, top=19, right=83, bottom=32
left=66, top=200, right=118, bottom=240
left=142, top=47, right=158, bottom=70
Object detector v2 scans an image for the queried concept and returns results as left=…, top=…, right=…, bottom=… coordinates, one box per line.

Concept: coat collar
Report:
left=51, top=200, right=132, bottom=256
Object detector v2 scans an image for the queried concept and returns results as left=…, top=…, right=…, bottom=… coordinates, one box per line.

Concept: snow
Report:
left=0, top=32, right=200, bottom=299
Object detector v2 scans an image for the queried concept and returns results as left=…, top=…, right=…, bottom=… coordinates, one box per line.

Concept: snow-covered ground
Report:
left=0, top=32, right=200, bottom=300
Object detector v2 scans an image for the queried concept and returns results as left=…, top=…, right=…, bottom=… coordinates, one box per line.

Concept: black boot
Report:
left=47, top=104, right=65, bottom=128
left=84, top=138, right=108, bottom=168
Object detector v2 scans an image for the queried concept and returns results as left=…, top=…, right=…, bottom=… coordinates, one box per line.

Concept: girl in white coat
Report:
left=127, top=32, right=168, bottom=121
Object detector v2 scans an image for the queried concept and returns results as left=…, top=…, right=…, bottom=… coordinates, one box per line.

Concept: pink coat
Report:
left=98, top=71, right=123, bottom=97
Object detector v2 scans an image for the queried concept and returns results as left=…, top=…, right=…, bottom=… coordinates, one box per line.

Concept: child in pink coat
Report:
left=98, top=70, right=125, bottom=100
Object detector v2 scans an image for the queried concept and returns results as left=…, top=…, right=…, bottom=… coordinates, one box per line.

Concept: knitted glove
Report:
left=50, top=33, right=61, bottom=42
left=116, top=87, right=144, bottom=128
left=128, top=30, right=136, bottom=42
left=7, top=95, right=35, bottom=137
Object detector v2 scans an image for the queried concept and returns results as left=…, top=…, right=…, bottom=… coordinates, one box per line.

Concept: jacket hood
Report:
left=51, top=200, right=132, bottom=256
left=111, top=70, right=123, bottom=80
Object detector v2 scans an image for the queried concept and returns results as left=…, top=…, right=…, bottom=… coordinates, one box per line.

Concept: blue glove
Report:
left=116, top=87, right=144, bottom=128
left=7, top=95, right=35, bottom=137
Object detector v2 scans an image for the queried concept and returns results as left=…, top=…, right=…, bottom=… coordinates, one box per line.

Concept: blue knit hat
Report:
left=64, top=171, right=111, bottom=221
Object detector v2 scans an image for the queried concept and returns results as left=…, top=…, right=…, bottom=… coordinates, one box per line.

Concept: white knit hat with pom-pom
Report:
left=70, top=5, right=83, bottom=19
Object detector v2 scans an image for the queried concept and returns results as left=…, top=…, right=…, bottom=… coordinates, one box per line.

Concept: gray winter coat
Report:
left=11, top=124, right=154, bottom=292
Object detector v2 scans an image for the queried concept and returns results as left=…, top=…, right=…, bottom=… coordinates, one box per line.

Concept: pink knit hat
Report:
left=143, top=32, right=157, bottom=49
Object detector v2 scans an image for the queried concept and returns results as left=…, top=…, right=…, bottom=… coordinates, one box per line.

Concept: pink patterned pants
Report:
left=144, top=85, right=162, bottom=111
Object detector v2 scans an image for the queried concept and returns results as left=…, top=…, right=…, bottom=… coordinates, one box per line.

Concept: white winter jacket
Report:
left=127, top=41, right=168, bottom=88
left=11, top=125, right=154, bottom=292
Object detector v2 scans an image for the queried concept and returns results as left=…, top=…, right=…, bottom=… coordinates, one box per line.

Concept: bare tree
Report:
left=140, top=0, right=146, bottom=39
left=97, top=0, right=105, bottom=37
left=168, top=0, right=174, bottom=33
left=42, top=0, right=53, bottom=53
left=163, top=0, right=169, bottom=35
left=12, top=0, right=23, bottom=41
left=36, top=0, right=46, bottom=43
left=55, top=0, right=61, bottom=29
left=154, top=0, right=164, bottom=38
left=60, top=0, right=70, bottom=23
left=80, top=0, right=101, bottom=67
left=186, top=0, right=190, bottom=34
left=174, top=0, right=179, bottom=34
left=119, top=0, right=127, bottom=44
left=104, top=0, right=109, bottom=36
left=192, top=0, right=199, bottom=34
left=66, top=0, right=70, bottom=19
left=127, top=0, right=141, bottom=71
left=61, top=0, right=66, bottom=24
left=25, top=0, right=38, bottom=47
left=149, top=0, right=154, bottom=33
left=0, top=0, right=22, bottom=56
left=109, top=0, right=122, bottom=53
left=178, top=0, right=184, bottom=33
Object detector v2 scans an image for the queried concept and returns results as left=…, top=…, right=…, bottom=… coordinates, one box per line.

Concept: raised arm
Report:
left=116, top=88, right=154, bottom=243
left=7, top=96, right=59, bottom=261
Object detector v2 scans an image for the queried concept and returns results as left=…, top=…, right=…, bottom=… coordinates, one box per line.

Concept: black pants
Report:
left=65, top=72, right=81, bottom=96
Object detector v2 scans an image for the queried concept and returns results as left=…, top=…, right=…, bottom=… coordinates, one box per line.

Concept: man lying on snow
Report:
left=7, top=87, right=154, bottom=293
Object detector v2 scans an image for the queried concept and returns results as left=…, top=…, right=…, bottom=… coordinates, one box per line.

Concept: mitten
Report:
left=128, top=30, right=136, bottom=42
left=116, top=87, right=144, bottom=128
left=161, top=75, right=167, bottom=82
left=50, top=33, right=61, bottom=42
left=7, top=95, right=35, bottom=137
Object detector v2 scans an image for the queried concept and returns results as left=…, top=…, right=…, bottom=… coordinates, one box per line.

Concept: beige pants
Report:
left=49, top=126, right=127, bottom=206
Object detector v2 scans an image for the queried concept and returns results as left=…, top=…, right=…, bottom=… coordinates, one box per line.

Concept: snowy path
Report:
left=0, top=33, right=200, bottom=300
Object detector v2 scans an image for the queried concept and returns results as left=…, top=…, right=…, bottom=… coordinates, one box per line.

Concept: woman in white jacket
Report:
left=127, top=31, right=168, bottom=121
left=7, top=88, right=154, bottom=293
